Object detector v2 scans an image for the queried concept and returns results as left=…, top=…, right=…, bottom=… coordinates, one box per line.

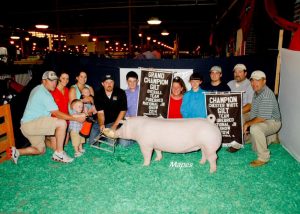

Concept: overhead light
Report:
left=80, top=33, right=90, bottom=37
left=10, top=35, right=20, bottom=40
left=161, top=30, right=169, bottom=36
left=147, top=17, right=161, bottom=25
left=35, top=24, right=49, bottom=29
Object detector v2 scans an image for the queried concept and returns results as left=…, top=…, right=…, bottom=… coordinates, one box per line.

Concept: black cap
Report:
left=189, top=73, right=203, bottom=81
left=102, top=74, right=114, bottom=82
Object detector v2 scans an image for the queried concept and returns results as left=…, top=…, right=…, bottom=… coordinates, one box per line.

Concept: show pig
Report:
left=103, top=115, right=222, bottom=173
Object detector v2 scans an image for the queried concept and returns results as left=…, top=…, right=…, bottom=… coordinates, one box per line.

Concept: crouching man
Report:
left=8, top=71, right=85, bottom=164
left=243, top=70, right=281, bottom=167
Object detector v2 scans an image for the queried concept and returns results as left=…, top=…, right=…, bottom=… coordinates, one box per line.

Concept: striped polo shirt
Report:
left=250, top=85, right=281, bottom=121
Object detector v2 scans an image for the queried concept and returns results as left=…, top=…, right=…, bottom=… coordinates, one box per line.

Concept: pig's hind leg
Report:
left=200, top=145, right=218, bottom=173
left=140, top=146, right=153, bottom=166
left=154, top=149, right=162, bottom=161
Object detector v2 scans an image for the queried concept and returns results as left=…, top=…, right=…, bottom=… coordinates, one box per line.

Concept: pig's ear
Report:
left=207, top=114, right=216, bottom=123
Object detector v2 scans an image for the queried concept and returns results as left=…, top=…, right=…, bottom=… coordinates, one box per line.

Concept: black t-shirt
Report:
left=94, top=87, right=127, bottom=125
left=202, top=82, right=231, bottom=92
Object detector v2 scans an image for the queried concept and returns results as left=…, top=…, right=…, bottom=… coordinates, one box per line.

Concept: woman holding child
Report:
left=69, top=71, right=94, bottom=103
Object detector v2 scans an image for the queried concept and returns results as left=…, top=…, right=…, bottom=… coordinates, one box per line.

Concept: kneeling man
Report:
left=243, top=70, right=281, bottom=167
left=8, top=71, right=85, bottom=164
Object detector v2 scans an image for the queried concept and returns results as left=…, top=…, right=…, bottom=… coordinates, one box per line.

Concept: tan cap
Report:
left=42, top=71, right=58, bottom=81
left=233, top=64, right=247, bottom=71
left=210, top=66, right=222, bottom=73
left=250, top=70, right=266, bottom=80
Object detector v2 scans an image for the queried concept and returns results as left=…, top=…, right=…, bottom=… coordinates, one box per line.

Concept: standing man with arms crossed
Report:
left=8, top=71, right=85, bottom=164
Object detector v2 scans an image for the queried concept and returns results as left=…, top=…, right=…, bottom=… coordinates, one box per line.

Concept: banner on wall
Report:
left=205, top=92, right=243, bottom=147
left=137, top=69, right=173, bottom=118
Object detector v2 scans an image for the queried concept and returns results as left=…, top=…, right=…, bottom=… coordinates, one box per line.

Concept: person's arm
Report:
left=243, top=117, right=265, bottom=134
left=97, top=110, right=105, bottom=131
left=51, top=110, right=85, bottom=123
left=69, top=87, right=77, bottom=104
left=111, top=111, right=126, bottom=130
left=89, top=86, right=95, bottom=97
left=242, top=103, right=251, bottom=114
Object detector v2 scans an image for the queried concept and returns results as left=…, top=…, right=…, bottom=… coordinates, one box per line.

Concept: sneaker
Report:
left=79, top=148, right=86, bottom=153
left=52, top=151, right=74, bottom=163
left=7, top=146, right=19, bottom=164
left=74, top=152, right=83, bottom=158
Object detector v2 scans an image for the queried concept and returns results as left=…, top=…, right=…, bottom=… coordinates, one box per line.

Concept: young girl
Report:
left=69, top=99, right=86, bottom=157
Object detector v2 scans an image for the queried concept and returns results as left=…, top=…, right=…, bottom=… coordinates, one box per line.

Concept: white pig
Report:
left=110, top=114, right=222, bottom=173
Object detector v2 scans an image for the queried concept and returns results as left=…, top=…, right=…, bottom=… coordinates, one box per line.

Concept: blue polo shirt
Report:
left=21, top=84, right=58, bottom=123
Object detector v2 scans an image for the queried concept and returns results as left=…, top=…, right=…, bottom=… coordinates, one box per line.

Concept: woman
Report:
left=49, top=72, right=70, bottom=147
left=168, top=76, right=186, bottom=118
left=69, top=71, right=94, bottom=104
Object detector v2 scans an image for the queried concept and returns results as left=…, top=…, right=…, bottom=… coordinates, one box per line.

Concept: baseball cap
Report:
left=233, top=64, right=247, bottom=71
left=189, top=73, right=203, bottom=81
left=250, top=70, right=266, bottom=80
left=210, top=66, right=222, bottom=73
left=102, top=74, right=114, bottom=82
left=42, top=71, right=58, bottom=81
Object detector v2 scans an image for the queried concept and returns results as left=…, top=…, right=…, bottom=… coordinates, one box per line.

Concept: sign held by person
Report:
left=205, top=92, right=243, bottom=146
left=137, top=69, right=173, bottom=118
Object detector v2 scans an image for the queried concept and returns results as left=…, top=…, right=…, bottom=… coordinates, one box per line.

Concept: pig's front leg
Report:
left=199, top=149, right=207, bottom=165
left=140, top=145, right=153, bottom=166
left=154, top=149, right=162, bottom=161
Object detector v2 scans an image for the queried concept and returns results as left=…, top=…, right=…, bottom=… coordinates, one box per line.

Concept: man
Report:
left=227, top=63, right=254, bottom=152
left=202, top=65, right=230, bottom=92
left=89, top=74, right=127, bottom=145
left=244, top=70, right=281, bottom=167
left=180, top=72, right=206, bottom=118
left=8, top=71, right=85, bottom=164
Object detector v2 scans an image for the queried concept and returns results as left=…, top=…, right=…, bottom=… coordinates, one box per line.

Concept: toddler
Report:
left=81, top=87, right=97, bottom=116
left=69, top=99, right=86, bottom=157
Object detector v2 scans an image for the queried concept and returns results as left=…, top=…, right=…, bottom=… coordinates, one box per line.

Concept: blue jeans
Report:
left=88, top=122, right=136, bottom=147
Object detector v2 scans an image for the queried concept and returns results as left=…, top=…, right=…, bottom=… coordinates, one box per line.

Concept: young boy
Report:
left=69, top=99, right=86, bottom=157
left=180, top=72, right=207, bottom=118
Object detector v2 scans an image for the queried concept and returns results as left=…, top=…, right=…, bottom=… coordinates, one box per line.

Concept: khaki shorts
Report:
left=20, top=117, right=57, bottom=151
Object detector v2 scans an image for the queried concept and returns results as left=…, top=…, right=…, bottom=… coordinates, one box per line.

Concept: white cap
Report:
left=210, top=66, right=222, bottom=73
left=42, top=71, right=58, bottom=81
left=250, top=70, right=266, bottom=80
left=233, top=64, right=247, bottom=71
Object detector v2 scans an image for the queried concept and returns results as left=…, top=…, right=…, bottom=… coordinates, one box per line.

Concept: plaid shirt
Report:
left=69, top=112, right=83, bottom=133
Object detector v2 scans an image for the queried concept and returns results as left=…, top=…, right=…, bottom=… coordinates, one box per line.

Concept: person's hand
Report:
left=243, top=122, right=250, bottom=134
left=100, top=124, right=105, bottom=132
left=73, top=113, right=86, bottom=123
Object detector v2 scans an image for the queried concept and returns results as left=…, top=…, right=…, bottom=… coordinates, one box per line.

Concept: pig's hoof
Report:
left=210, top=168, right=217, bottom=173
left=143, top=163, right=150, bottom=166
left=155, top=157, right=162, bottom=161
left=199, top=159, right=206, bottom=165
